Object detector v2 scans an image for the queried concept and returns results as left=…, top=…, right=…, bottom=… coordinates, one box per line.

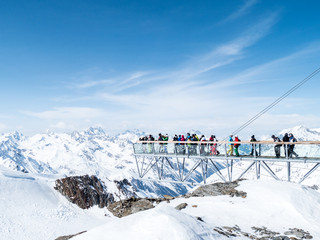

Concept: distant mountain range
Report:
left=0, top=125, right=319, bottom=196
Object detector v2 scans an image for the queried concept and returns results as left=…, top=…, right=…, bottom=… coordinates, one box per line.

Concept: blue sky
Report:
left=1, top=0, right=320, bottom=137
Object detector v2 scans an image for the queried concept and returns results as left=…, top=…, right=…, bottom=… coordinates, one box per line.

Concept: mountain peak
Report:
left=84, top=127, right=106, bottom=136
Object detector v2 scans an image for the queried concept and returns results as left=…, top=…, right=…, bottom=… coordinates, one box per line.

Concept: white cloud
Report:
left=219, top=0, right=259, bottom=24
left=22, top=107, right=108, bottom=120
left=73, top=79, right=114, bottom=89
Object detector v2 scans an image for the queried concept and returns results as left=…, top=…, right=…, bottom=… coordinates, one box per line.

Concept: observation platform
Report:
left=133, top=141, right=320, bottom=184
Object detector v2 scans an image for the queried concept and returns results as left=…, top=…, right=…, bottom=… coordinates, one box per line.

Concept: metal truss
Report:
left=133, top=143, right=320, bottom=184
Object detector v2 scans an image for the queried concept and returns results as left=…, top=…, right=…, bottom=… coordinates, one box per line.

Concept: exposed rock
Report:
left=196, top=216, right=204, bottom=222
left=308, top=185, right=319, bottom=191
left=163, top=194, right=174, bottom=200
left=55, top=231, right=86, bottom=240
left=175, top=203, right=188, bottom=210
left=107, top=197, right=163, bottom=218
left=54, top=175, right=114, bottom=209
left=284, top=228, right=313, bottom=239
left=186, top=180, right=247, bottom=198
left=252, top=226, right=279, bottom=237
left=114, top=179, right=138, bottom=198
left=213, top=225, right=312, bottom=240
left=273, top=236, right=290, bottom=240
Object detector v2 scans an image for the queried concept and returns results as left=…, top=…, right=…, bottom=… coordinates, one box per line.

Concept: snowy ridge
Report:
left=0, top=127, right=197, bottom=198
left=280, top=125, right=320, bottom=141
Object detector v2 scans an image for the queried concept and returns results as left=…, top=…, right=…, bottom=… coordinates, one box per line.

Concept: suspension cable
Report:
left=231, top=66, right=320, bottom=136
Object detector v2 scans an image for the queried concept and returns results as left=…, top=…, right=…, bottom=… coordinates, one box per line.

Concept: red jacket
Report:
left=234, top=137, right=240, bottom=147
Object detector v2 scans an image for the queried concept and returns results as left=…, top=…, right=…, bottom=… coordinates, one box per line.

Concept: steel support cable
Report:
left=231, top=66, right=320, bottom=136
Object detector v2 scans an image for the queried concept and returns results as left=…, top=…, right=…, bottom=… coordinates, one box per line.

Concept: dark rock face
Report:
left=55, top=231, right=86, bottom=240
left=187, top=180, right=247, bottom=198
left=175, top=203, right=188, bottom=210
left=107, top=197, right=163, bottom=218
left=54, top=175, right=114, bottom=209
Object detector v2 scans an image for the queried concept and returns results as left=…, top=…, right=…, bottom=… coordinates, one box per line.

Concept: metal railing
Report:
left=133, top=141, right=320, bottom=184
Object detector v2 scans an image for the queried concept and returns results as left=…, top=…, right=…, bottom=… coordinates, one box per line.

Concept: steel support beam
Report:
left=260, top=161, right=280, bottom=181
left=209, top=159, right=227, bottom=182
left=236, top=161, right=255, bottom=180
left=182, top=159, right=202, bottom=182
left=299, top=163, right=320, bottom=184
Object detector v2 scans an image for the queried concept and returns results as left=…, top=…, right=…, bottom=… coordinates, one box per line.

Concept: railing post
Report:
left=254, top=144, right=260, bottom=180
left=259, top=144, right=261, bottom=156
left=285, top=143, right=291, bottom=181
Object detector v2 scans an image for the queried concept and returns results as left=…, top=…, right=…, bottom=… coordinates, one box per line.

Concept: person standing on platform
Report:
left=227, top=135, right=234, bottom=156
left=158, top=133, right=164, bottom=153
left=147, top=134, right=154, bottom=153
left=180, top=135, right=186, bottom=154
left=209, top=135, right=218, bottom=155
left=272, top=135, right=282, bottom=158
left=282, top=133, right=290, bottom=157
left=163, top=134, right=169, bottom=153
left=199, top=135, right=207, bottom=154
left=288, top=133, right=299, bottom=158
left=250, top=135, right=258, bottom=156
left=234, top=136, right=241, bottom=157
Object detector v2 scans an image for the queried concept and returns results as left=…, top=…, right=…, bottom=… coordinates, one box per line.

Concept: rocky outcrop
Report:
left=175, top=203, right=188, bottom=210
left=213, top=226, right=313, bottom=240
left=187, top=180, right=247, bottom=198
left=54, top=175, right=114, bottom=209
left=107, top=180, right=247, bottom=218
left=107, top=197, right=164, bottom=218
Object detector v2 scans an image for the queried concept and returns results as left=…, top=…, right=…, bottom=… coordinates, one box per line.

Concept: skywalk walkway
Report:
left=133, top=141, right=320, bottom=184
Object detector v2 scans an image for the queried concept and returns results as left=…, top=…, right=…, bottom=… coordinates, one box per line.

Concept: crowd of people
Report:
left=271, top=133, right=298, bottom=158
left=139, top=133, right=220, bottom=155
left=138, top=132, right=300, bottom=158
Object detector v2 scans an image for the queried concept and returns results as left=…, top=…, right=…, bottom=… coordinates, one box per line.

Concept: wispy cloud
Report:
left=216, top=12, right=278, bottom=56
left=219, top=0, right=259, bottom=24
left=64, top=12, right=278, bottom=98
left=22, top=107, right=108, bottom=120
left=72, top=79, right=115, bottom=89
left=157, top=12, right=279, bottom=85
left=28, top=10, right=320, bottom=136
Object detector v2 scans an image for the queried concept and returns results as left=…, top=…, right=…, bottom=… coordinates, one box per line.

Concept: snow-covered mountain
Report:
left=0, top=127, right=201, bottom=198
left=1, top=125, right=320, bottom=187
left=1, top=125, right=320, bottom=240
left=280, top=125, right=320, bottom=141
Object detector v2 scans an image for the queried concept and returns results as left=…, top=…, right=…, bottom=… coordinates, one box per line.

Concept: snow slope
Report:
left=74, top=180, right=320, bottom=240
left=0, top=166, right=111, bottom=240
